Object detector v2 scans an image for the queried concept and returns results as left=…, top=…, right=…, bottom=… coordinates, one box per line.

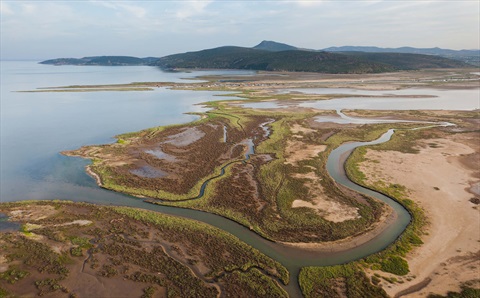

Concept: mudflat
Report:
left=3, top=68, right=479, bottom=297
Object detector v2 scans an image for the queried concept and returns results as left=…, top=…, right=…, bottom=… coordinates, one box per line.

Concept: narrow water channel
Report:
left=85, top=127, right=411, bottom=297
left=2, top=63, right=475, bottom=297
left=154, top=121, right=266, bottom=202
left=2, top=121, right=416, bottom=297
left=1, top=126, right=411, bottom=297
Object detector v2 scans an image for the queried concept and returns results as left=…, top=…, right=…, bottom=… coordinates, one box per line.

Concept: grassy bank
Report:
left=299, top=122, right=450, bottom=297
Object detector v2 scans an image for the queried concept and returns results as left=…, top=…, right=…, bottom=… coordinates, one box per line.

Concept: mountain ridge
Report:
left=322, top=45, right=479, bottom=57
left=39, top=41, right=476, bottom=72
left=253, top=40, right=299, bottom=52
left=151, top=46, right=397, bottom=73
left=250, top=40, right=479, bottom=65
left=39, top=56, right=154, bottom=66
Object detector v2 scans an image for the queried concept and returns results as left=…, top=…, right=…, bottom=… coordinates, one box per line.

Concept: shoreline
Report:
left=3, top=64, right=480, bottom=298
left=359, top=132, right=480, bottom=296
left=71, top=133, right=401, bottom=255
left=17, top=67, right=480, bottom=93
left=54, top=72, right=479, bottom=297
left=85, top=165, right=102, bottom=186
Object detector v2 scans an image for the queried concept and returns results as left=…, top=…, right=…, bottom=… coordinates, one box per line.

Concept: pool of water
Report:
left=1, top=61, right=252, bottom=202
left=1, top=61, right=475, bottom=297
left=241, top=87, right=480, bottom=111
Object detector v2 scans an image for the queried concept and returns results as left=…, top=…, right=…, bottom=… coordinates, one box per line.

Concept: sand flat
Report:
left=360, top=134, right=480, bottom=296
left=284, top=140, right=326, bottom=166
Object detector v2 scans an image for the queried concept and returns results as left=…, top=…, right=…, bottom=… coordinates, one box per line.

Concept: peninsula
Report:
left=40, top=41, right=472, bottom=72
left=2, top=68, right=479, bottom=297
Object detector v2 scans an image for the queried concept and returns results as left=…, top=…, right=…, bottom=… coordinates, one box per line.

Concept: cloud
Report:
left=1, top=2, right=83, bottom=41
left=293, top=0, right=323, bottom=7
left=21, top=3, right=36, bottom=14
left=175, top=0, right=213, bottom=20
left=89, top=1, right=147, bottom=18
left=121, top=3, right=147, bottom=18
left=1, top=0, right=478, bottom=59
left=0, top=2, right=14, bottom=15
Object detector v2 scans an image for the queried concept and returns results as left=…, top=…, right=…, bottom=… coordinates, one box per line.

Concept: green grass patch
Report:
left=19, top=224, right=33, bottom=237
left=380, top=256, right=409, bottom=276
left=69, top=236, right=92, bottom=248
left=219, top=268, right=288, bottom=297
left=299, top=263, right=388, bottom=298
left=0, top=287, right=10, bottom=297
left=0, top=266, right=29, bottom=284
left=428, top=286, right=480, bottom=298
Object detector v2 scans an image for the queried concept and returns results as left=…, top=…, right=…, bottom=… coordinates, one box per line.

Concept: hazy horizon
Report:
left=1, top=0, right=479, bottom=60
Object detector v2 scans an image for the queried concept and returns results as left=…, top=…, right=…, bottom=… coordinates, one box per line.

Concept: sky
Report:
left=1, top=0, right=479, bottom=60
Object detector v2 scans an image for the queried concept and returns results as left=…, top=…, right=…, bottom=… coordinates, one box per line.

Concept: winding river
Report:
left=0, top=117, right=411, bottom=297
left=2, top=62, right=478, bottom=297
left=93, top=126, right=415, bottom=297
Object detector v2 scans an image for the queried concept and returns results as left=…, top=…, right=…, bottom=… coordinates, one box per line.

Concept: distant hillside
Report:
left=152, top=46, right=395, bottom=74
left=339, top=52, right=469, bottom=69
left=253, top=40, right=298, bottom=52
left=40, top=56, right=153, bottom=66
left=152, top=46, right=472, bottom=73
left=323, top=45, right=479, bottom=57
left=240, top=42, right=480, bottom=66
left=39, top=41, right=476, bottom=72
left=323, top=46, right=480, bottom=66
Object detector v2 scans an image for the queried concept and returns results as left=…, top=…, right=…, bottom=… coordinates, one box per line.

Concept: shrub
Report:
left=380, top=256, right=409, bottom=276
left=70, top=247, right=83, bottom=257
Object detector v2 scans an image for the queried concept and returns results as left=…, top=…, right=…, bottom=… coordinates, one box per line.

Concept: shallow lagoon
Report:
left=0, top=62, right=409, bottom=263
left=0, top=61, right=254, bottom=202
left=242, top=87, right=480, bottom=111
left=1, top=62, right=478, bottom=297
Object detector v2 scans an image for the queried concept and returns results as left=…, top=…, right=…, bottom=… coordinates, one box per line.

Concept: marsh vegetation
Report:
left=5, top=68, right=478, bottom=297
left=65, top=100, right=391, bottom=244
left=0, top=201, right=288, bottom=297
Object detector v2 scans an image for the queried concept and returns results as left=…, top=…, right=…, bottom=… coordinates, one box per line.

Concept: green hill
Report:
left=40, top=56, right=150, bottom=66
left=323, top=46, right=480, bottom=66
left=39, top=42, right=473, bottom=73
left=253, top=40, right=299, bottom=52
left=152, top=46, right=395, bottom=74
left=339, top=52, right=469, bottom=70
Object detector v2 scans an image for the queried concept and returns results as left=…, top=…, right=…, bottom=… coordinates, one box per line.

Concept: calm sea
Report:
left=2, top=62, right=478, bottom=296
left=0, top=61, right=254, bottom=202
left=1, top=61, right=478, bottom=204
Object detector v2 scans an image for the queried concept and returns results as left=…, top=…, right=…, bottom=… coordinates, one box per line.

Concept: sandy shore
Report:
left=86, top=166, right=103, bottom=186
left=359, top=132, right=480, bottom=297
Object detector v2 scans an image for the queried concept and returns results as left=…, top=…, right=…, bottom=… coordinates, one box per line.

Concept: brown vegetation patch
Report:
left=64, top=115, right=277, bottom=197
left=67, top=120, right=247, bottom=195
left=208, top=156, right=270, bottom=223
left=0, top=202, right=287, bottom=297
left=63, top=104, right=386, bottom=244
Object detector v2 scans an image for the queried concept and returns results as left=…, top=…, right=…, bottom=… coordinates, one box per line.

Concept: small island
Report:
left=2, top=68, right=479, bottom=297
